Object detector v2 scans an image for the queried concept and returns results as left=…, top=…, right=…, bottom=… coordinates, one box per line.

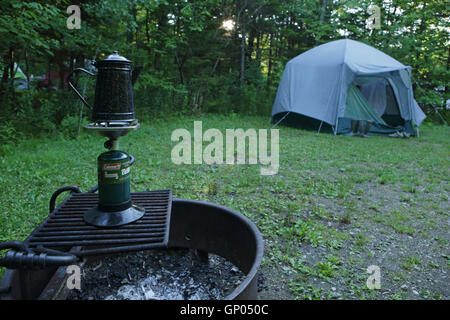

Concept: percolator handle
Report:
left=68, top=68, right=95, bottom=110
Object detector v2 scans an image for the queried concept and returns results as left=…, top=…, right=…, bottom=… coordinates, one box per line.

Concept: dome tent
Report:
left=271, top=39, right=426, bottom=135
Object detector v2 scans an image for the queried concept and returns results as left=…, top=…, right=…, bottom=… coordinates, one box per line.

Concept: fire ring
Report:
left=0, top=197, right=263, bottom=300
left=169, top=199, right=264, bottom=300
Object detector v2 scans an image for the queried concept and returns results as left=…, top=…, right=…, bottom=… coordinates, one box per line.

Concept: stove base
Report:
left=84, top=204, right=145, bottom=227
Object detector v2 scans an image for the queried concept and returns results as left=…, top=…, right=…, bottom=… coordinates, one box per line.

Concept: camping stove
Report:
left=82, top=128, right=146, bottom=228
left=0, top=52, right=263, bottom=300
left=68, top=51, right=146, bottom=227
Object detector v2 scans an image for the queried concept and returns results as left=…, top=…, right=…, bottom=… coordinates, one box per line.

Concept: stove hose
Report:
left=1, top=183, right=112, bottom=270
left=0, top=242, right=78, bottom=270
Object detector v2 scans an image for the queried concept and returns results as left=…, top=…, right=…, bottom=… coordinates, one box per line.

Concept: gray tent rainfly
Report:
left=271, top=39, right=426, bottom=136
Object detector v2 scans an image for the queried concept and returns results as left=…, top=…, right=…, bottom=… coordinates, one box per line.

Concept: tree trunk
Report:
left=154, top=4, right=169, bottom=71
left=444, top=47, right=449, bottom=109
left=267, top=33, right=273, bottom=86
left=145, top=9, right=151, bottom=44
left=256, top=29, right=261, bottom=68
left=0, top=50, right=11, bottom=102
left=8, top=47, right=16, bottom=101
left=56, top=51, right=66, bottom=89
left=25, top=49, right=30, bottom=89
left=69, top=53, right=74, bottom=73
left=240, top=21, right=246, bottom=87
left=316, top=0, right=327, bottom=45
left=175, top=53, right=185, bottom=85
left=47, top=61, right=52, bottom=90
left=127, top=4, right=137, bottom=46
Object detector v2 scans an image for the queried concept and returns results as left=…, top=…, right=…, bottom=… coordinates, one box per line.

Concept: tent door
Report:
left=383, top=78, right=404, bottom=126
left=355, top=76, right=403, bottom=127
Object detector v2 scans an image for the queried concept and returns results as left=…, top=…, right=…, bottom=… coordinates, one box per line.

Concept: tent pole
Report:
left=271, top=111, right=291, bottom=129
left=333, top=118, right=339, bottom=135
left=317, top=121, right=323, bottom=135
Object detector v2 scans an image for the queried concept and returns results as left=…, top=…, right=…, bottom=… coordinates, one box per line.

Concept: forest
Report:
left=0, top=0, right=449, bottom=143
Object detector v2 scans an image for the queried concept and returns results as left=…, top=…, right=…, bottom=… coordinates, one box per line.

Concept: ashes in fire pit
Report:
left=68, top=248, right=245, bottom=300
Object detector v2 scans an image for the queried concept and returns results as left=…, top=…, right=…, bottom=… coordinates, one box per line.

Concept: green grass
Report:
left=400, top=256, right=422, bottom=271
left=1, top=114, right=449, bottom=299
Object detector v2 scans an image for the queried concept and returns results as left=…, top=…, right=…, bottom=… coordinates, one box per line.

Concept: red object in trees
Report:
left=38, top=69, right=69, bottom=89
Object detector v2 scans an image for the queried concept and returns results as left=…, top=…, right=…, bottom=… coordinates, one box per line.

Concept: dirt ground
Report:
left=257, top=179, right=449, bottom=300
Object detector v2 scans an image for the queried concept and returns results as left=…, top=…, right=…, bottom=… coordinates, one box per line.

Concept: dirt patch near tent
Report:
left=255, top=178, right=449, bottom=300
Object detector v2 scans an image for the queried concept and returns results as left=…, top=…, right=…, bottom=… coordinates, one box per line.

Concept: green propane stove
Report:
left=83, top=133, right=145, bottom=227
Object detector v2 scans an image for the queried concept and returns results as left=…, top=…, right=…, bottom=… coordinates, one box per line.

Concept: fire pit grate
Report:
left=25, top=190, right=172, bottom=257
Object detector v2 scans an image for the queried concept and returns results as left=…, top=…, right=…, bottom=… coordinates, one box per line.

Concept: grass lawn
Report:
left=1, top=114, right=449, bottom=299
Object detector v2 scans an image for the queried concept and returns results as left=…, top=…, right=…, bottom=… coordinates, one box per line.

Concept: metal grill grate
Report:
left=25, top=190, right=172, bottom=257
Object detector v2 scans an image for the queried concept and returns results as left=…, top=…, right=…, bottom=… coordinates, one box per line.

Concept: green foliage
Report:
left=0, top=0, right=62, bottom=56
left=0, top=90, right=81, bottom=151
left=0, top=0, right=448, bottom=138
left=0, top=120, right=23, bottom=155
left=59, top=115, right=83, bottom=139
